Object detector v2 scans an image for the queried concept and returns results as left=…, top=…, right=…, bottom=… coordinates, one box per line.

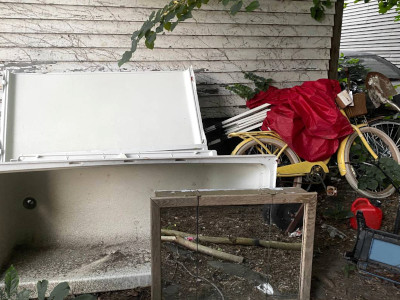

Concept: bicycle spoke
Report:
left=383, top=124, right=400, bottom=147
left=371, top=121, right=400, bottom=149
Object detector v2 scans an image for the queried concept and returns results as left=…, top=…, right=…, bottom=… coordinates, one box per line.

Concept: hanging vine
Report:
left=118, top=0, right=400, bottom=66
left=225, top=72, right=272, bottom=100
left=118, top=0, right=260, bottom=66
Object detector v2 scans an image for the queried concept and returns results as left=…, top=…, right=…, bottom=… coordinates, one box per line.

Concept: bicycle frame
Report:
left=230, top=123, right=379, bottom=178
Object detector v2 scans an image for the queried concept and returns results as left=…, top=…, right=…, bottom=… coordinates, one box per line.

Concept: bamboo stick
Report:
left=161, top=229, right=301, bottom=251
left=161, top=235, right=244, bottom=263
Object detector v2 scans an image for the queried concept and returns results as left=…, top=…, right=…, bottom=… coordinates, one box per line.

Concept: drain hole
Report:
left=23, top=197, right=37, bottom=209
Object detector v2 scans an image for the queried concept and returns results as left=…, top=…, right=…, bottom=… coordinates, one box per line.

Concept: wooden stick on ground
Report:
left=161, top=235, right=244, bottom=263
left=162, top=229, right=301, bottom=251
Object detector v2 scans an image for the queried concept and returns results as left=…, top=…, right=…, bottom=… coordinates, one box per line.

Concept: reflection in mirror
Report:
left=160, top=204, right=302, bottom=299
left=160, top=206, right=198, bottom=299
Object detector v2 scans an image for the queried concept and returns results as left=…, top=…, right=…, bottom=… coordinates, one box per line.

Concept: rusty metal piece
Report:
left=366, top=72, right=398, bottom=109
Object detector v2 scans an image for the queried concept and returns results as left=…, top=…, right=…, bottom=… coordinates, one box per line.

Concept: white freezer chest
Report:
left=0, top=68, right=277, bottom=294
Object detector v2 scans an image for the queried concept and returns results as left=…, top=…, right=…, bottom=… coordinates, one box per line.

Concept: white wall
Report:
left=0, top=0, right=335, bottom=118
left=341, top=0, right=400, bottom=68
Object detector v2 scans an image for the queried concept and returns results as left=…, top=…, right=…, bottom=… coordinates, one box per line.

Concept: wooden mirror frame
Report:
left=151, top=188, right=317, bottom=300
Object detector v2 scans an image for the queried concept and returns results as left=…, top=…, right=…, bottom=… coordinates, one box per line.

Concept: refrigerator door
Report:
left=1, top=68, right=207, bottom=162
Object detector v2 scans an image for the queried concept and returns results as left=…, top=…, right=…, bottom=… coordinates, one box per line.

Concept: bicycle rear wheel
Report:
left=344, top=126, right=400, bottom=198
left=369, top=119, right=400, bottom=150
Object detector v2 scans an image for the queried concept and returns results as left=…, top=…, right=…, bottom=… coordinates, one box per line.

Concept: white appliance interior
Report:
left=0, top=156, right=277, bottom=294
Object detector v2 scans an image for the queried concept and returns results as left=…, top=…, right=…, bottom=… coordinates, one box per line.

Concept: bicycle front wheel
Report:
left=369, top=119, right=400, bottom=150
left=344, top=126, right=400, bottom=198
left=233, top=137, right=302, bottom=188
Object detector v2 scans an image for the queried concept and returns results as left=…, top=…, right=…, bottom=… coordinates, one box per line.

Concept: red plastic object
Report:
left=350, top=198, right=382, bottom=230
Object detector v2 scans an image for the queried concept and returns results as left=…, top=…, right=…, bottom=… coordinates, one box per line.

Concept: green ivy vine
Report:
left=119, top=0, right=400, bottom=66
left=118, top=0, right=260, bottom=66
left=310, top=0, right=333, bottom=21
left=225, top=72, right=272, bottom=100
left=0, top=265, right=96, bottom=300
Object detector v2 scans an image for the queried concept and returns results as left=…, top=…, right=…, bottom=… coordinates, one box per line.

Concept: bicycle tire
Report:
left=369, top=119, right=400, bottom=150
left=344, top=126, right=400, bottom=199
left=233, top=137, right=302, bottom=188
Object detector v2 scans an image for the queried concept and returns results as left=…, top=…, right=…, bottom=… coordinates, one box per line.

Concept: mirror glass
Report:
left=160, top=204, right=302, bottom=299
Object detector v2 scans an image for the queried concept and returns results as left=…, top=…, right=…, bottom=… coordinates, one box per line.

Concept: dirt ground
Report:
left=311, top=180, right=400, bottom=300
left=93, top=180, right=400, bottom=300
left=160, top=205, right=301, bottom=299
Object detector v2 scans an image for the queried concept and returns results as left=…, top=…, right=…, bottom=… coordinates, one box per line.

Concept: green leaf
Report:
left=145, top=31, right=157, bottom=49
left=359, top=177, right=379, bottom=190
left=179, top=11, right=193, bottom=21
left=245, top=1, right=260, bottom=11
left=74, top=294, right=97, bottom=300
left=230, top=0, right=243, bottom=15
left=170, top=21, right=179, bottom=31
left=154, top=10, right=162, bottom=23
left=17, top=289, right=31, bottom=300
left=139, top=20, right=154, bottom=38
left=146, top=31, right=156, bottom=43
left=163, top=22, right=172, bottom=30
left=358, top=178, right=368, bottom=190
left=222, top=0, right=230, bottom=5
left=118, top=51, right=132, bottom=67
left=5, top=265, right=19, bottom=298
left=310, top=6, right=317, bottom=18
left=322, top=0, right=332, bottom=8
left=37, top=280, right=48, bottom=300
left=155, top=24, right=164, bottom=33
left=131, top=39, right=138, bottom=52
left=145, top=39, right=155, bottom=49
left=148, top=11, right=155, bottom=21
left=368, top=178, right=379, bottom=190
left=164, top=10, right=177, bottom=22
left=49, top=282, right=70, bottom=300
left=310, top=6, right=325, bottom=21
left=130, top=30, right=140, bottom=40
left=176, top=4, right=185, bottom=14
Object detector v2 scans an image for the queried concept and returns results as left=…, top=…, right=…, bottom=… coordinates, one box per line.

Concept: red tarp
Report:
left=247, top=79, right=354, bottom=162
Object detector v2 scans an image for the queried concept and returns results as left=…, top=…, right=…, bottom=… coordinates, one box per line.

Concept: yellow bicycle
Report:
left=230, top=112, right=400, bottom=199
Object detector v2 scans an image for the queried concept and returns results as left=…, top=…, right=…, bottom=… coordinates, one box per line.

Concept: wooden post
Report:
left=328, top=0, right=345, bottom=80
left=151, top=201, right=161, bottom=300
left=299, top=194, right=317, bottom=300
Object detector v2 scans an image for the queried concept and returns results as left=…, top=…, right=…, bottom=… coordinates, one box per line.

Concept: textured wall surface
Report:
left=0, top=0, right=335, bottom=118
left=341, top=1, right=400, bottom=68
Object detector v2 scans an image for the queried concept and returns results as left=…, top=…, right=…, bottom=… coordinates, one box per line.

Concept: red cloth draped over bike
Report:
left=246, top=79, right=354, bottom=162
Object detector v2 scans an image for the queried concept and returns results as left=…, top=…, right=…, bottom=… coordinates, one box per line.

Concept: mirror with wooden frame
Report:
left=151, top=189, right=317, bottom=300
